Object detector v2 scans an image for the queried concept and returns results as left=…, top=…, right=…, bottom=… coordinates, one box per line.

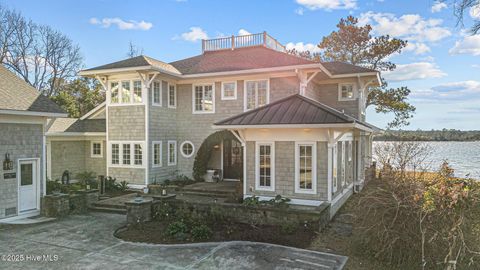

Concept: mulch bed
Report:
left=116, top=220, right=317, bottom=248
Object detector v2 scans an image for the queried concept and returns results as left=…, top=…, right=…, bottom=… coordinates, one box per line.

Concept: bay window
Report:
left=193, top=84, right=214, bottom=113
left=109, top=80, right=144, bottom=105
left=245, top=80, right=269, bottom=111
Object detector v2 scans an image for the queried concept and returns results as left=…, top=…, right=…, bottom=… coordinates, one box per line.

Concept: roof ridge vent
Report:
left=202, top=31, right=286, bottom=53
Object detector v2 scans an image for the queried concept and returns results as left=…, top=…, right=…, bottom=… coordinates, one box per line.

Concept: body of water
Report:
left=373, top=141, right=480, bottom=179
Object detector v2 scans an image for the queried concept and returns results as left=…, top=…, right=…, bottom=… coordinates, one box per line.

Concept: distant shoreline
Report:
left=374, top=130, right=480, bottom=142
left=374, top=139, right=480, bottom=142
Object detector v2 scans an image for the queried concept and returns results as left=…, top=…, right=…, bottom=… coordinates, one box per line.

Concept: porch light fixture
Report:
left=213, top=144, right=220, bottom=149
left=3, top=153, right=13, bottom=171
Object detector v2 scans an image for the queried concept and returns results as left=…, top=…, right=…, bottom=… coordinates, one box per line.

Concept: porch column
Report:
left=327, top=143, right=333, bottom=202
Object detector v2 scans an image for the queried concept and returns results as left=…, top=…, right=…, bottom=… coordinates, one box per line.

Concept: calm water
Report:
left=373, top=141, right=480, bottom=179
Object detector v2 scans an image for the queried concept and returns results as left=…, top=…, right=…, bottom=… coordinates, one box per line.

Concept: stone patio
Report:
left=0, top=212, right=348, bottom=269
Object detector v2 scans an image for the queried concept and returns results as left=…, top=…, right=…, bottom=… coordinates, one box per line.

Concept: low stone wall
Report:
left=41, top=189, right=99, bottom=218
left=147, top=199, right=331, bottom=230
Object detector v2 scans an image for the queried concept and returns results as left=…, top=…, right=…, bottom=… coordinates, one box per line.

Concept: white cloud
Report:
left=295, top=7, right=305, bottom=15
left=383, top=62, right=447, bottom=81
left=431, top=1, right=447, bottom=13
left=359, top=12, right=451, bottom=42
left=404, top=42, right=431, bottom=55
left=285, top=42, right=322, bottom=54
left=295, top=0, right=357, bottom=11
left=449, top=35, right=480, bottom=56
left=410, top=81, right=480, bottom=102
left=470, top=5, right=480, bottom=19
left=238, top=29, right=251, bottom=36
left=178, top=27, right=208, bottom=42
left=89, top=17, right=152, bottom=31
left=473, top=64, right=480, bottom=68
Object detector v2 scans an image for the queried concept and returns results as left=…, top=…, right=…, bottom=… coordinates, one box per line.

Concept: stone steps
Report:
left=176, top=190, right=235, bottom=198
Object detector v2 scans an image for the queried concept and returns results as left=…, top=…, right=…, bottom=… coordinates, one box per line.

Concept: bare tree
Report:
left=0, top=4, right=83, bottom=97
left=126, top=41, right=143, bottom=58
left=451, top=0, right=480, bottom=33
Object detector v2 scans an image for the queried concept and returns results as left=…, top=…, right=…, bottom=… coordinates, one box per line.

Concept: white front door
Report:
left=18, top=159, right=39, bottom=212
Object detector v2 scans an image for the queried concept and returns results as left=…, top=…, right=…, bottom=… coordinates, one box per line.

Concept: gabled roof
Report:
left=0, top=65, right=66, bottom=116
left=83, top=55, right=181, bottom=75
left=47, top=118, right=106, bottom=134
left=214, top=94, right=378, bottom=131
left=169, top=46, right=315, bottom=75
left=321, top=62, right=376, bottom=75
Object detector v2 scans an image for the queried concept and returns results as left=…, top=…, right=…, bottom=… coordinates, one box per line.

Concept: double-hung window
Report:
left=245, top=80, right=269, bottom=111
left=152, top=141, right=162, bottom=167
left=332, top=144, right=338, bottom=193
left=167, top=141, right=177, bottom=166
left=153, top=81, right=162, bottom=106
left=111, top=82, right=119, bottom=104
left=168, top=84, right=177, bottom=108
left=339, top=83, right=355, bottom=101
left=221, top=81, right=237, bottom=100
left=91, top=141, right=103, bottom=158
left=340, top=141, right=346, bottom=187
left=121, top=81, right=131, bottom=103
left=295, top=142, right=317, bottom=194
left=255, top=142, right=275, bottom=191
left=110, top=142, right=144, bottom=167
left=193, top=84, right=214, bottom=113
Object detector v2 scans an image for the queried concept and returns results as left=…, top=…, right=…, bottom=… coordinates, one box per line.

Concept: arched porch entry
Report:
left=193, top=130, right=243, bottom=181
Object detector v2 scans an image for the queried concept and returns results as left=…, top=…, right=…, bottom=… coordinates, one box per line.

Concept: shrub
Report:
left=76, top=171, right=96, bottom=187
left=166, top=221, right=188, bottom=236
left=191, top=225, right=212, bottom=241
left=280, top=221, right=298, bottom=235
left=243, top=196, right=260, bottom=206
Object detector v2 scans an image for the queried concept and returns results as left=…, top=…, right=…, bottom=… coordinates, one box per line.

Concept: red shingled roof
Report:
left=169, top=46, right=315, bottom=75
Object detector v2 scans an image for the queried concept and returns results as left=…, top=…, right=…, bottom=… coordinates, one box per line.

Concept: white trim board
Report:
left=0, top=110, right=67, bottom=118
left=244, top=195, right=324, bottom=207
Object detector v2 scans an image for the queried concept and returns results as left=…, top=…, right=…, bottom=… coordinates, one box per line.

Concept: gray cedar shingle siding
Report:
left=245, top=141, right=328, bottom=201
left=108, top=106, right=145, bottom=141
left=0, top=123, right=43, bottom=219
left=0, top=65, right=65, bottom=114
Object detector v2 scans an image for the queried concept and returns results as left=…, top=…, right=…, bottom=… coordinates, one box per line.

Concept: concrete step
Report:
left=88, top=206, right=126, bottom=215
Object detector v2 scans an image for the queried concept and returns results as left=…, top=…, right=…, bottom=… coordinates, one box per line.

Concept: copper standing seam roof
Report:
left=214, top=94, right=378, bottom=130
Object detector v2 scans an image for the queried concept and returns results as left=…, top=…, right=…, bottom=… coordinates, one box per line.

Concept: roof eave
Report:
left=79, top=66, right=183, bottom=78
left=0, top=109, right=68, bottom=118
left=213, top=123, right=373, bottom=132
left=46, top=132, right=106, bottom=137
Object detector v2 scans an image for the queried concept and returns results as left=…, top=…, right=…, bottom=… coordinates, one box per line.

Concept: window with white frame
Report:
left=339, top=83, right=355, bottom=101
left=332, top=144, right=338, bottom=193
left=91, top=141, right=103, bottom=158
left=180, top=141, right=194, bottom=158
left=111, top=144, right=120, bottom=164
left=193, top=84, right=214, bottom=113
left=221, top=81, right=237, bottom=100
left=152, top=141, right=162, bottom=167
left=134, top=144, right=143, bottom=165
left=133, top=80, right=142, bottom=103
left=168, top=84, right=176, bottom=108
left=109, top=80, right=144, bottom=105
left=152, top=81, right=162, bottom=106
left=341, top=141, right=346, bottom=186
left=255, top=142, right=274, bottom=191
left=245, top=80, right=268, bottom=111
left=123, top=143, right=131, bottom=165
left=110, top=142, right=144, bottom=167
left=167, top=141, right=177, bottom=166
left=295, top=143, right=317, bottom=194
left=121, top=81, right=131, bottom=103
left=111, top=82, right=119, bottom=104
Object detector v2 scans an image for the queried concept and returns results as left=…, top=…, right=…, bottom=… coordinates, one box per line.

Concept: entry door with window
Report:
left=223, top=139, right=243, bottom=179
left=19, top=159, right=38, bottom=212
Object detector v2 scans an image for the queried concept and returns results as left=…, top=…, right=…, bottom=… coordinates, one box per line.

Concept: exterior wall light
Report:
left=3, top=153, right=13, bottom=171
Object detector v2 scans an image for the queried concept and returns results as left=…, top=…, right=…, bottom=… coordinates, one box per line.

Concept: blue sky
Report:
left=2, top=0, right=479, bottom=130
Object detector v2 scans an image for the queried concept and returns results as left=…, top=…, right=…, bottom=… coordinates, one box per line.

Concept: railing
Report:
left=202, top=32, right=286, bottom=53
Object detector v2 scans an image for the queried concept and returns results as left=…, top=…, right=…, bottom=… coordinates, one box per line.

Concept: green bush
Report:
left=280, top=221, right=298, bottom=235
left=191, top=225, right=212, bottom=241
left=166, top=221, right=188, bottom=236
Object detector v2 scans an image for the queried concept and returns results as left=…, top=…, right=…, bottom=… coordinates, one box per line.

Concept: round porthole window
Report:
left=180, top=141, right=194, bottom=158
